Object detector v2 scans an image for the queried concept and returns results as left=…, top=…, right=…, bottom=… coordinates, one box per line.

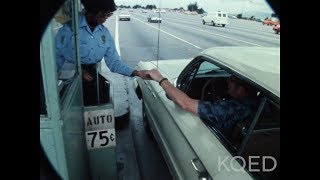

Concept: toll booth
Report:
left=40, top=0, right=117, bottom=179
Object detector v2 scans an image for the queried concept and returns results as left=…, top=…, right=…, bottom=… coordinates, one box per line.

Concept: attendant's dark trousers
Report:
left=81, top=64, right=109, bottom=106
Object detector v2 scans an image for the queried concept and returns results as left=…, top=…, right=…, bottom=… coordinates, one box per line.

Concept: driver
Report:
left=146, top=69, right=257, bottom=132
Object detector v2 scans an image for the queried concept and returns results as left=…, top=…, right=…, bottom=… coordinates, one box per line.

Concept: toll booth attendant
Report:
left=55, top=0, right=150, bottom=106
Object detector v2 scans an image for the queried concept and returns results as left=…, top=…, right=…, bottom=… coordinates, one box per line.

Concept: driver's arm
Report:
left=148, top=69, right=198, bottom=114
left=161, top=80, right=199, bottom=114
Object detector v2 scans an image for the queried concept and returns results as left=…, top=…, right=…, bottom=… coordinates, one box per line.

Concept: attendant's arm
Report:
left=103, top=32, right=150, bottom=79
left=103, top=31, right=135, bottom=76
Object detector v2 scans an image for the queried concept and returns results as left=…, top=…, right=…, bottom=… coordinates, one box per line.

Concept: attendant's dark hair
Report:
left=81, top=0, right=116, bottom=14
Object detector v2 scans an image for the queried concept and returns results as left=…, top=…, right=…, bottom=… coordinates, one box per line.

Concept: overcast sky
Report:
left=116, top=0, right=275, bottom=15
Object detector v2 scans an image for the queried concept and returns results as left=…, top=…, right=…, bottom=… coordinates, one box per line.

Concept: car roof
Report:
left=201, top=47, right=280, bottom=98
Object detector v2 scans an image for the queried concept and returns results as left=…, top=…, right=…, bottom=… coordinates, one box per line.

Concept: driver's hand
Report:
left=136, top=70, right=152, bottom=80
left=147, top=69, right=164, bottom=82
left=82, top=69, right=93, bottom=82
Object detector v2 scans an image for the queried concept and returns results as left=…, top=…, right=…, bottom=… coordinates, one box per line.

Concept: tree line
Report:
left=117, top=4, right=157, bottom=9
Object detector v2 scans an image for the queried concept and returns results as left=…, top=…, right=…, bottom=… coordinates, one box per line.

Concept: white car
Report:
left=147, top=14, right=162, bottom=23
left=202, top=11, right=229, bottom=27
left=134, top=47, right=280, bottom=180
left=119, top=12, right=130, bottom=21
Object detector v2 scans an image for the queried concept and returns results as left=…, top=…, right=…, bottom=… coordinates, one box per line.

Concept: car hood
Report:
left=137, top=59, right=192, bottom=80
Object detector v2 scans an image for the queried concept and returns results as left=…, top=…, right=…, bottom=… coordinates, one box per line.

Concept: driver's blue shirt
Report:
left=198, top=98, right=254, bottom=130
left=55, top=14, right=134, bottom=76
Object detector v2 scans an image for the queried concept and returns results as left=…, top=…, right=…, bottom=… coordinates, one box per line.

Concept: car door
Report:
left=138, top=67, right=200, bottom=179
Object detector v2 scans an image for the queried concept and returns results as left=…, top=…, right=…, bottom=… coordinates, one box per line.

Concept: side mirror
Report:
left=173, top=78, right=178, bottom=87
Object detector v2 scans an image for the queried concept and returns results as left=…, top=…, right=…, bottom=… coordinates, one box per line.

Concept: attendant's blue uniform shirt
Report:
left=55, top=14, right=134, bottom=77
left=198, top=98, right=254, bottom=131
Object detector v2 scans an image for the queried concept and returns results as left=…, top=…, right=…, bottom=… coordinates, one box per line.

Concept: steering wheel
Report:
left=201, top=78, right=219, bottom=101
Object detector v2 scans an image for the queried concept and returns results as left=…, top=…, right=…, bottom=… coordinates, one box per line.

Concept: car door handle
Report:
left=191, top=158, right=206, bottom=173
left=191, top=158, right=213, bottom=180
left=144, top=81, right=151, bottom=91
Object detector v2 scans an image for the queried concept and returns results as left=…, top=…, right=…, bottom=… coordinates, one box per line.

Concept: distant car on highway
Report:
left=119, top=12, right=131, bottom=21
left=153, top=9, right=160, bottom=13
left=202, top=11, right=229, bottom=27
left=141, top=9, right=147, bottom=13
left=148, top=14, right=162, bottom=23
left=273, top=24, right=280, bottom=34
left=262, top=18, right=279, bottom=26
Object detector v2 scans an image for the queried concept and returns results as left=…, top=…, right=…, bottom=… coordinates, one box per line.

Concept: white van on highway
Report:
left=202, top=11, right=229, bottom=27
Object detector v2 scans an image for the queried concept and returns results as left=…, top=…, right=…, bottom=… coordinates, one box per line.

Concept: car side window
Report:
left=178, top=62, right=200, bottom=94
left=255, top=100, right=280, bottom=130
left=238, top=99, right=280, bottom=180
left=178, top=60, right=230, bottom=100
left=196, top=61, right=221, bottom=76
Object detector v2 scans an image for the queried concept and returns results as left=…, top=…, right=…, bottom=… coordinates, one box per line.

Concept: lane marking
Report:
left=131, top=16, right=203, bottom=50
left=167, top=19, right=263, bottom=46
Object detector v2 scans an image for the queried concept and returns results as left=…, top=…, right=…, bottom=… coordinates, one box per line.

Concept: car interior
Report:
left=179, top=61, right=231, bottom=101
